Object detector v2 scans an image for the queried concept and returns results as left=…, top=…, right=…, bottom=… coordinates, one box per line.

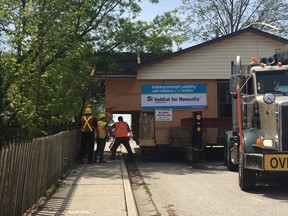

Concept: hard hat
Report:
left=98, top=113, right=106, bottom=120
left=85, top=107, right=92, bottom=114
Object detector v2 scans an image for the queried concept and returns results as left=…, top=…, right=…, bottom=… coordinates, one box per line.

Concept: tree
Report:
left=0, top=0, right=184, bottom=139
left=180, top=0, right=288, bottom=42
left=0, top=55, right=5, bottom=147
left=113, top=11, right=185, bottom=53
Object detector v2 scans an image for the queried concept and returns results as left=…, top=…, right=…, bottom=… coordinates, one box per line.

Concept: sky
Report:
left=137, top=0, right=183, bottom=22
left=137, top=0, right=192, bottom=50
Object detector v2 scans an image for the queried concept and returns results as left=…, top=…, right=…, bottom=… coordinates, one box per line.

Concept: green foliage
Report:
left=143, top=182, right=152, bottom=197
left=0, top=57, right=5, bottom=147
left=0, top=0, right=185, bottom=140
left=113, top=9, right=184, bottom=53
left=181, top=0, right=288, bottom=42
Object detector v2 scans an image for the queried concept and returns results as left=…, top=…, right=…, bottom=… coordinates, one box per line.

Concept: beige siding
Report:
left=137, top=32, right=287, bottom=80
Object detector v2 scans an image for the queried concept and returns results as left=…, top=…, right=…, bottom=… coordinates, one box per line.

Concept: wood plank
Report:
left=181, top=117, right=232, bottom=128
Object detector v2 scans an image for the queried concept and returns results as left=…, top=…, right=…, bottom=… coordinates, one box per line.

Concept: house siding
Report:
left=137, top=32, right=287, bottom=80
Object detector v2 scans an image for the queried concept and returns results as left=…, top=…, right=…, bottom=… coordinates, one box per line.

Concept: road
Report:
left=127, top=144, right=288, bottom=216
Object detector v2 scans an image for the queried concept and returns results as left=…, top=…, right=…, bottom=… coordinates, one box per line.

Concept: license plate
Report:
left=264, top=154, right=288, bottom=171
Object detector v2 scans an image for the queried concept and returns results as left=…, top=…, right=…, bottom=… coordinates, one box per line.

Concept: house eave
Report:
left=92, top=74, right=136, bottom=79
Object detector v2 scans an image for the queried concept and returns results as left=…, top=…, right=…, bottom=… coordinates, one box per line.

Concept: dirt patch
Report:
left=164, top=204, right=177, bottom=216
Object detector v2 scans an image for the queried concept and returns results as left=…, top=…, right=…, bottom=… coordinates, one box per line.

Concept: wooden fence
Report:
left=0, top=129, right=81, bottom=216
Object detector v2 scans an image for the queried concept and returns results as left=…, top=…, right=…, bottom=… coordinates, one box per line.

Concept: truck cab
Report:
left=225, top=46, right=288, bottom=191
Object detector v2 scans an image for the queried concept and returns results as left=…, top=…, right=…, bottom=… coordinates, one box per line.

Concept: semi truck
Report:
left=225, top=45, right=288, bottom=191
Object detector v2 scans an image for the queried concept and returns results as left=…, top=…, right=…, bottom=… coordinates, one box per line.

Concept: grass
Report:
left=143, top=182, right=152, bottom=197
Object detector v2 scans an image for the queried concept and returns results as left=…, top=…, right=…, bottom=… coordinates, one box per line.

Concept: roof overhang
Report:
left=92, top=74, right=137, bottom=79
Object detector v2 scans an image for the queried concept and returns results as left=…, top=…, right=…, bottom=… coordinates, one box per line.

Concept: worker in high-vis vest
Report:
left=94, top=113, right=108, bottom=163
left=110, top=116, right=134, bottom=161
left=79, top=107, right=97, bottom=164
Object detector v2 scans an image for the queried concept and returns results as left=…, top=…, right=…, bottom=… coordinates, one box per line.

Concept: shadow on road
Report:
left=248, top=174, right=288, bottom=201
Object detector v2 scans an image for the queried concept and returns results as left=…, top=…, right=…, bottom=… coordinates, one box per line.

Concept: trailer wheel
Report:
left=239, top=153, right=256, bottom=191
left=226, top=145, right=238, bottom=171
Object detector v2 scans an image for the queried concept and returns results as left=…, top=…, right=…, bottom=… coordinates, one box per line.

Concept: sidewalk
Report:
left=32, top=143, right=138, bottom=216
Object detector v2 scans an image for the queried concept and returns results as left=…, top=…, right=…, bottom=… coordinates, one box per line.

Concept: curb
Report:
left=120, top=153, right=139, bottom=216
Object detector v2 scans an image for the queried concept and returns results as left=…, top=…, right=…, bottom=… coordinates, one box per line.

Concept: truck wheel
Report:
left=239, top=153, right=256, bottom=191
left=226, top=145, right=238, bottom=171
left=224, top=134, right=228, bottom=166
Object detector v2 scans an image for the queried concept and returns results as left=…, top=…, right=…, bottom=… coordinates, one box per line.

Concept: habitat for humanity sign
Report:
left=141, top=84, right=207, bottom=109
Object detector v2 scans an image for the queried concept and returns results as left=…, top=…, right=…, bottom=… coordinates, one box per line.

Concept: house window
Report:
left=217, top=81, right=231, bottom=117
left=217, top=81, right=231, bottom=143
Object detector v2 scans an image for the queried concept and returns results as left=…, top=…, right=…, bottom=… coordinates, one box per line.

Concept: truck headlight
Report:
left=262, top=139, right=274, bottom=148
left=256, top=138, right=275, bottom=148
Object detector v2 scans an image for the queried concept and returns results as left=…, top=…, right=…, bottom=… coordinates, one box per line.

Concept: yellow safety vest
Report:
left=81, top=116, right=94, bottom=132
left=97, top=121, right=107, bottom=138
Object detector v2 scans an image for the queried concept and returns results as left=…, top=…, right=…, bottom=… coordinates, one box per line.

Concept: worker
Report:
left=79, top=107, right=97, bottom=164
left=110, top=116, right=134, bottom=161
left=94, top=113, right=108, bottom=163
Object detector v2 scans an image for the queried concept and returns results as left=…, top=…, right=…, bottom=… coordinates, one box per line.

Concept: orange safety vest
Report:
left=114, top=122, right=129, bottom=138
left=97, top=121, right=107, bottom=138
left=81, top=115, right=94, bottom=132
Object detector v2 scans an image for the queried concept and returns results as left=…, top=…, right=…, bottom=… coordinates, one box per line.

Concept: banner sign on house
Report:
left=141, top=84, right=207, bottom=109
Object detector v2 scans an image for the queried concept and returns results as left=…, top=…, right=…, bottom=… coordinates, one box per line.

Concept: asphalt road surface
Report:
left=128, top=144, right=288, bottom=216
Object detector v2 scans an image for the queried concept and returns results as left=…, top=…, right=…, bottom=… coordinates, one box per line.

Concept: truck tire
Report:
left=224, top=133, right=238, bottom=171
left=239, top=153, right=256, bottom=191
left=226, top=145, right=238, bottom=171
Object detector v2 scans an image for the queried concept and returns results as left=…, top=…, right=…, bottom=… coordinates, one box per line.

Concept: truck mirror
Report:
left=230, top=74, right=251, bottom=94
left=230, top=75, right=238, bottom=94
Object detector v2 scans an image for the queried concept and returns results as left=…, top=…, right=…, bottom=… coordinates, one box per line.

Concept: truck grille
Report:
left=281, top=106, right=288, bottom=151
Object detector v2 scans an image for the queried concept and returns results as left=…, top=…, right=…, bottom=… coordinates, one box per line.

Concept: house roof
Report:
left=92, top=27, right=288, bottom=78
left=91, top=52, right=165, bottom=78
